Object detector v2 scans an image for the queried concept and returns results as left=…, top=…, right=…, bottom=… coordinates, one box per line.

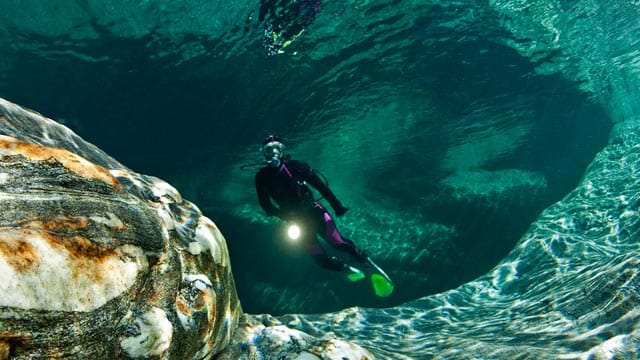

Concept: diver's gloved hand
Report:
left=334, top=205, right=349, bottom=217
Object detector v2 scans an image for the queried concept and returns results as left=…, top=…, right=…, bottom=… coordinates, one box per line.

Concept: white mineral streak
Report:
left=184, top=273, right=213, bottom=288
left=120, top=307, right=173, bottom=358
left=150, top=177, right=182, bottom=204
left=155, top=205, right=176, bottom=231
left=88, top=212, right=125, bottom=230
left=0, top=172, right=8, bottom=184
left=187, top=241, right=202, bottom=255
left=0, top=231, right=147, bottom=312
left=195, top=217, right=229, bottom=266
left=109, top=169, right=140, bottom=186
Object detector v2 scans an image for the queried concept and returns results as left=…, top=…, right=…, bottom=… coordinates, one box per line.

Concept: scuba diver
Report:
left=254, top=135, right=370, bottom=281
left=256, top=0, right=322, bottom=55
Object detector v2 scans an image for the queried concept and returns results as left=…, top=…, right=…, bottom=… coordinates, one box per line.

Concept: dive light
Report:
left=287, top=223, right=301, bottom=240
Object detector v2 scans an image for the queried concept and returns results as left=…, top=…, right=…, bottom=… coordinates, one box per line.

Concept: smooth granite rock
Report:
left=0, top=98, right=241, bottom=359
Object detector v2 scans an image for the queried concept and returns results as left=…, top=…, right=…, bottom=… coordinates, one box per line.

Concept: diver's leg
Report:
left=303, top=238, right=346, bottom=271
left=302, top=210, right=366, bottom=280
left=312, top=203, right=368, bottom=263
left=303, top=236, right=365, bottom=281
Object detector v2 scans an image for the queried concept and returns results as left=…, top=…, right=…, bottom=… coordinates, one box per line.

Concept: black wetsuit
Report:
left=255, top=159, right=365, bottom=270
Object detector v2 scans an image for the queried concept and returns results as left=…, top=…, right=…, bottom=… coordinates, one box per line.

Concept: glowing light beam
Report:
left=287, top=224, right=301, bottom=240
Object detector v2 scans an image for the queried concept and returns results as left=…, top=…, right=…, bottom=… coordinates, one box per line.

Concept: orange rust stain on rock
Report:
left=0, top=237, right=37, bottom=272
left=10, top=225, right=117, bottom=261
left=43, top=232, right=118, bottom=283
left=0, top=333, right=28, bottom=344
left=0, top=341, right=8, bottom=360
left=21, top=217, right=117, bottom=262
left=24, top=216, right=90, bottom=232
left=195, top=290, right=212, bottom=310
left=1, top=228, right=124, bottom=284
left=175, top=297, right=192, bottom=316
left=47, top=234, right=117, bottom=262
left=0, top=134, right=121, bottom=189
left=0, top=332, right=28, bottom=359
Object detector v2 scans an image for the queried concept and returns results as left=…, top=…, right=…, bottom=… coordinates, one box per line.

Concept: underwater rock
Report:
left=0, top=98, right=240, bottom=358
left=438, top=169, right=548, bottom=206
left=217, top=314, right=374, bottom=360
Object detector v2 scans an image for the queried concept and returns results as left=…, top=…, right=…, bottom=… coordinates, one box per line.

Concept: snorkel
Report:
left=267, top=155, right=281, bottom=167
left=239, top=135, right=286, bottom=170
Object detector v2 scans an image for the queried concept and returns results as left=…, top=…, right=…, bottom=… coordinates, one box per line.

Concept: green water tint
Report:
left=371, top=274, right=394, bottom=297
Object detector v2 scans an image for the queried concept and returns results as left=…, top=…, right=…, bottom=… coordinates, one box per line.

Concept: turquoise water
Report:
left=2, top=2, right=640, bottom=354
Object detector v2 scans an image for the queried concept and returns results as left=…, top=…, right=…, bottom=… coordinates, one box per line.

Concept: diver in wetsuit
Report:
left=254, top=135, right=369, bottom=276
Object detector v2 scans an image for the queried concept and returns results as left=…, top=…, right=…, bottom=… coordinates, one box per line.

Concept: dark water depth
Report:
left=0, top=1, right=613, bottom=315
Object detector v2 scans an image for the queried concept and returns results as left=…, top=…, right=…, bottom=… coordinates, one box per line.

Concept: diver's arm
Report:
left=255, top=174, right=281, bottom=217
left=298, top=161, right=348, bottom=216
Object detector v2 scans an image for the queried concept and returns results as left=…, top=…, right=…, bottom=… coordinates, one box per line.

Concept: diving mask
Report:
left=263, top=140, right=285, bottom=166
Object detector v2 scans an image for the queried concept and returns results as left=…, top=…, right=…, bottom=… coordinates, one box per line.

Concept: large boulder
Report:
left=0, top=98, right=241, bottom=359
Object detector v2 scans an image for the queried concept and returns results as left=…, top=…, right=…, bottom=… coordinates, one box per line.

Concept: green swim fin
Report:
left=371, top=273, right=394, bottom=297
left=346, top=265, right=365, bottom=282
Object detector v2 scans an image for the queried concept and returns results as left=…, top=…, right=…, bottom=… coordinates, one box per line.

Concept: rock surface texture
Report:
left=0, top=98, right=241, bottom=359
